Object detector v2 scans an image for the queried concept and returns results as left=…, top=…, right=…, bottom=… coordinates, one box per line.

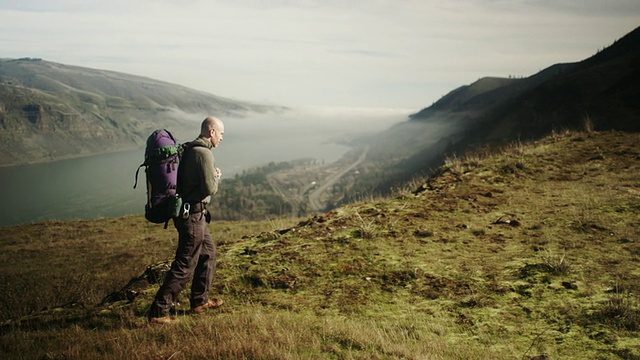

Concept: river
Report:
left=0, top=107, right=410, bottom=227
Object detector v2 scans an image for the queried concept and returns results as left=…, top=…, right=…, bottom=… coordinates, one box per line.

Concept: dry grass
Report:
left=1, top=130, right=639, bottom=359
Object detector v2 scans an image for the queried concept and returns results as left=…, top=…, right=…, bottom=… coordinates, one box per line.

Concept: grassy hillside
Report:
left=1, top=130, right=639, bottom=359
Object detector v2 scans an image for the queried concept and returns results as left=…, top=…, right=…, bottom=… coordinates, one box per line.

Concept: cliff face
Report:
left=2, top=86, right=111, bottom=164
left=0, top=58, right=280, bottom=166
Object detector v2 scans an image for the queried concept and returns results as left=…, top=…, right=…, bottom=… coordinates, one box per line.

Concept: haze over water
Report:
left=0, top=107, right=408, bottom=227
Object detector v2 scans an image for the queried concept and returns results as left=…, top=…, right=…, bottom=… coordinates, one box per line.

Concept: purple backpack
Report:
left=133, top=129, right=183, bottom=227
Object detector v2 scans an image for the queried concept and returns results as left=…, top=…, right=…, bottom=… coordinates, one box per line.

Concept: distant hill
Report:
left=355, top=26, right=640, bottom=196
left=411, top=26, right=640, bottom=141
left=0, top=58, right=282, bottom=165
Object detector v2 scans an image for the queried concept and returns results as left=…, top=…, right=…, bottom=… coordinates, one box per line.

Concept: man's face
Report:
left=211, top=124, right=224, bottom=148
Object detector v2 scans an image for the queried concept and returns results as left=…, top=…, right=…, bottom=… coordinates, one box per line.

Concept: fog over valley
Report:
left=0, top=106, right=410, bottom=227
left=214, top=106, right=411, bottom=174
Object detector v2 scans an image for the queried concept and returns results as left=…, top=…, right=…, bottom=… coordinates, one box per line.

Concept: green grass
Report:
left=1, top=130, right=639, bottom=359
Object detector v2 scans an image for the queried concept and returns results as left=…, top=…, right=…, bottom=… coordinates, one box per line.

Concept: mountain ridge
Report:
left=411, top=26, right=640, bottom=136
left=0, top=58, right=284, bottom=166
left=354, top=26, right=640, bottom=198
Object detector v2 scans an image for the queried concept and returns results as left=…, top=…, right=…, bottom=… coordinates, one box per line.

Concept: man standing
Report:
left=149, top=116, right=225, bottom=324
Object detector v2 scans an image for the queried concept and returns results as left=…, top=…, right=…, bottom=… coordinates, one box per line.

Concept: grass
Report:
left=1, top=130, right=639, bottom=359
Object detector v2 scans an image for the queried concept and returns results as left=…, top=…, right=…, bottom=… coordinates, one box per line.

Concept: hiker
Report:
left=148, top=116, right=225, bottom=324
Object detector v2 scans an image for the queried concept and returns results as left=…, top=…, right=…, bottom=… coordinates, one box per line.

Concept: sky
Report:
left=1, top=0, right=639, bottom=110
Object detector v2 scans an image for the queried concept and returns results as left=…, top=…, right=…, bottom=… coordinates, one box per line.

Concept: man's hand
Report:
left=214, top=167, right=222, bottom=179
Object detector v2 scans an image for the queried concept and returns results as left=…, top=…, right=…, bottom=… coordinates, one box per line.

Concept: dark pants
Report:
left=149, top=212, right=216, bottom=317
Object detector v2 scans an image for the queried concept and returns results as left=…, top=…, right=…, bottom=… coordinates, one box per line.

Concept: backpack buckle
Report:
left=182, top=203, right=191, bottom=219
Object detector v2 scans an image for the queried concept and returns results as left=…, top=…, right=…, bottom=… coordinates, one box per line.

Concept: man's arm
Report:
left=196, top=148, right=219, bottom=198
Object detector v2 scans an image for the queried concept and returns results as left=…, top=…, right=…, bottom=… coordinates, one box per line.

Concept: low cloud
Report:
left=1, top=1, right=638, bottom=109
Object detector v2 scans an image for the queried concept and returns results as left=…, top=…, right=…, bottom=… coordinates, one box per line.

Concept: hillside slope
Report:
left=352, top=27, right=640, bottom=199
left=1, top=130, right=638, bottom=359
left=413, top=26, right=640, bottom=140
left=0, top=58, right=281, bottom=165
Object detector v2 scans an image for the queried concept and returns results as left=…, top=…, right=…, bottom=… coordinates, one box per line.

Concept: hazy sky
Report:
left=1, top=0, right=639, bottom=110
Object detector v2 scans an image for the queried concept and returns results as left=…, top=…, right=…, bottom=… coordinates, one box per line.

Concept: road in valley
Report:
left=266, top=146, right=369, bottom=217
left=266, top=172, right=302, bottom=218
left=307, top=145, right=369, bottom=213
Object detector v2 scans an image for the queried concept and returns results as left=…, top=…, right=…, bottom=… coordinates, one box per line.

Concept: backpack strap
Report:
left=133, top=163, right=144, bottom=189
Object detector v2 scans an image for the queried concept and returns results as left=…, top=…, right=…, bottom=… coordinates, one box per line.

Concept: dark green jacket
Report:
left=177, top=136, right=219, bottom=205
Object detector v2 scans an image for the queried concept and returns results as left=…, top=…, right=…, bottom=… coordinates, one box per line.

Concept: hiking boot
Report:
left=192, top=298, right=224, bottom=313
left=149, top=315, right=179, bottom=325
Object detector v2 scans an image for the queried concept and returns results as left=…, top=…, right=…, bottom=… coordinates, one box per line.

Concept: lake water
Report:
left=0, top=107, right=410, bottom=227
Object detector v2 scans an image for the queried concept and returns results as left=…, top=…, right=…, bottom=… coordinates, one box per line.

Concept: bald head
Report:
left=200, top=116, right=225, bottom=148
left=200, top=116, right=223, bottom=136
